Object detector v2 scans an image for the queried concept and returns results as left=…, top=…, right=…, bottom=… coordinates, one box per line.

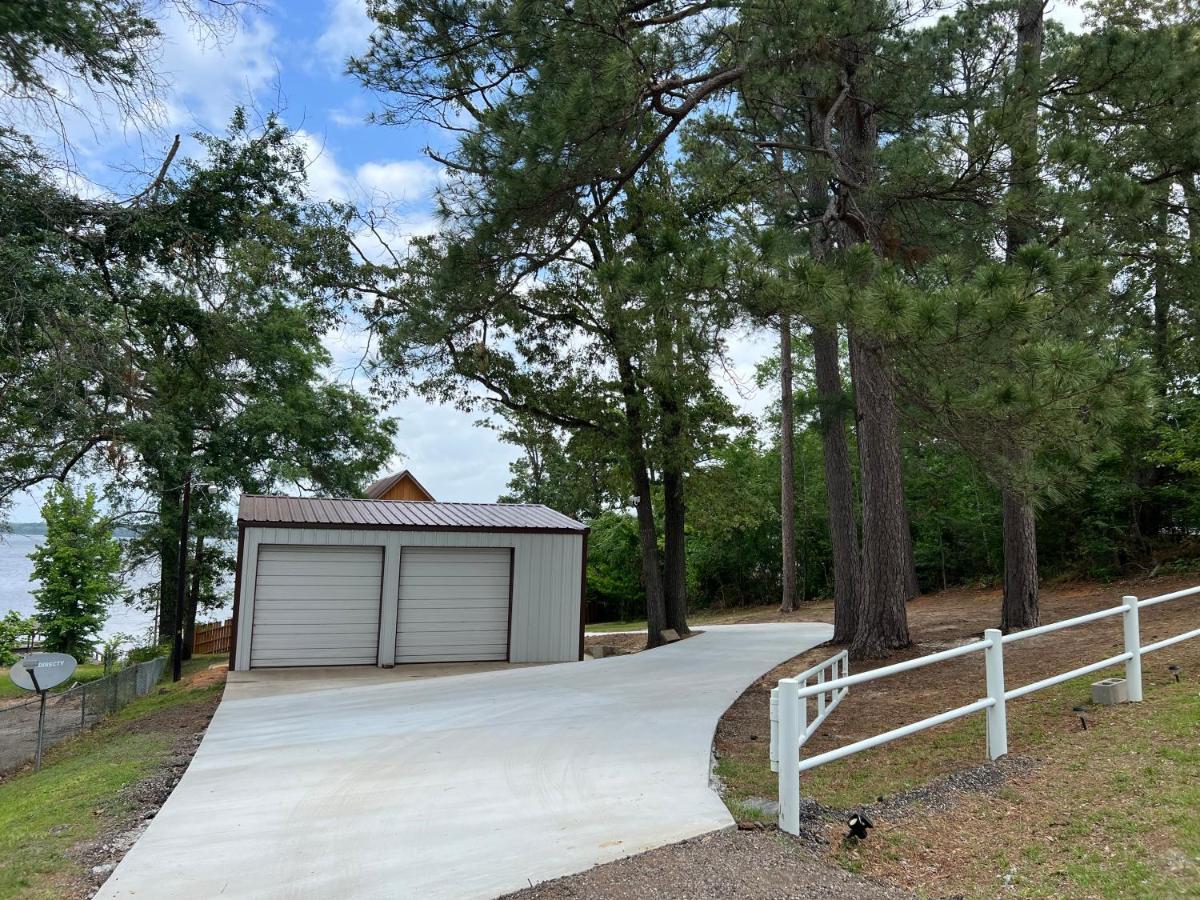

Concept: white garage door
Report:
left=251, top=545, right=383, bottom=668
left=396, top=547, right=511, bottom=663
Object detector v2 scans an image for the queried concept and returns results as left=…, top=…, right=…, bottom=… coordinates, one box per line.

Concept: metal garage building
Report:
left=230, top=495, right=588, bottom=671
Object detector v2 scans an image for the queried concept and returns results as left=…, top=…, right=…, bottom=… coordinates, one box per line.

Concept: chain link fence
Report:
left=0, top=656, right=168, bottom=774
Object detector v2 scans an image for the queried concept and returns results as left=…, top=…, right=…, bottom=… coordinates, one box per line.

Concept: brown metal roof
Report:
left=238, top=494, right=587, bottom=533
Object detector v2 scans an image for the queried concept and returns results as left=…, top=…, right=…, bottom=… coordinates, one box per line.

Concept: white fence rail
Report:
left=769, top=650, right=848, bottom=773
left=772, top=586, right=1200, bottom=835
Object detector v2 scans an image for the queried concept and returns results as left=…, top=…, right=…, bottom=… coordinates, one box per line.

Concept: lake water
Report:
left=0, top=534, right=231, bottom=643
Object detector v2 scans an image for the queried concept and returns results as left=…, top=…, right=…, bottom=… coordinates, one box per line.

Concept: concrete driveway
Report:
left=98, top=623, right=832, bottom=900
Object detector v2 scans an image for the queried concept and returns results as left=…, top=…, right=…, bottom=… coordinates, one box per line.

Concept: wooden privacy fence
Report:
left=194, top=618, right=233, bottom=655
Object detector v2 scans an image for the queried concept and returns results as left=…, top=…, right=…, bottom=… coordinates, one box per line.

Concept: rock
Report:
left=590, top=645, right=612, bottom=659
left=91, top=864, right=114, bottom=876
left=660, top=629, right=681, bottom=643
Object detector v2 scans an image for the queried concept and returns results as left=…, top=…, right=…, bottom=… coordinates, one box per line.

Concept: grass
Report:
left=0, top=662, right=109, bottom=702
left=584, top=618, right=649, bottom=633
left=720, top=663, right=1200, bottom=898
left=0, top=654, right=223, bottom=900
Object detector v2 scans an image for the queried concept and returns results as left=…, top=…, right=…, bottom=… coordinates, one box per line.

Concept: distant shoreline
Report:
left=3, top=523, right=232, bottom=540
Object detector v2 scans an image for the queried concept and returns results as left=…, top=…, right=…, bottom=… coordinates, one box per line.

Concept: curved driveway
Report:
left=98, top=623, right=831, bottom=900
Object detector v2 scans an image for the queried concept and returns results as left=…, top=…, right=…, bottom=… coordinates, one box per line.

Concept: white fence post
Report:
left=1123, top=595, right=1143, bottom=702
left=983, top=628, right=1008, bottom=760
left=777, top=677, right=801, bottom=835
left=769, top=687, right=779, bottom=773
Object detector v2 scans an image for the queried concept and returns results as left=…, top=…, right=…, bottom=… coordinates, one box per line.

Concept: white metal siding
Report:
left=250, top=545, right=383, bottom=667
left=396, top=547, right=510, bottom=662
left=234, top=528, right=582, bottom=670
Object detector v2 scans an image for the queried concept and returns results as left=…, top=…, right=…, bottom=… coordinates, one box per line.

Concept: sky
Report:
left=4, top=0, right=1083, bottom=521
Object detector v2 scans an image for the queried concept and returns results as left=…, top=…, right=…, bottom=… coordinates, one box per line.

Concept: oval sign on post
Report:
left=10, top=653, right=78, bottom=692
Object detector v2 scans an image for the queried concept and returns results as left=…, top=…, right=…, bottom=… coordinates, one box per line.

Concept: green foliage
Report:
left=125, top=641, right=171, bottom=665
left=28, top=484, right=120, bottom=660
left=0, top=612, right=35, bottom=667
left=0, top=113, right=396, bottom=630
left=98, top=633, right=131, bottom=675
left=585, top=513, right=645, bottom=622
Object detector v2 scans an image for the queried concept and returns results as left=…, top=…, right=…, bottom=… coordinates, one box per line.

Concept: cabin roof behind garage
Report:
left=238, top=494, right=587, bottom=533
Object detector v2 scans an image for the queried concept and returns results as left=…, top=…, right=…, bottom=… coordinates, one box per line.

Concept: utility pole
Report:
left=172, top=472, right=193, bottom=683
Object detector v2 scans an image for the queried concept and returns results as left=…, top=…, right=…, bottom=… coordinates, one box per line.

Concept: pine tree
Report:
left=29, top=484, right=121, bottom=660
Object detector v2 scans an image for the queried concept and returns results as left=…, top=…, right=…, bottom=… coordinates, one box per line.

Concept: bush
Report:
left=0, top=612, right=34, bottom=667
left=126, top=641, right=171, bottom=665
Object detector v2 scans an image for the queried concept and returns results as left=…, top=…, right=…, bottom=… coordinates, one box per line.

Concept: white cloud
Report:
left=315, top=0, right=374, bottom=73
left=357, top=160, right=443, bottom=204
left=294, top=130, right=441, bottom=206
left=157, top=10, right=279, bottom=132
left=384, top=397, right=523, bottom=502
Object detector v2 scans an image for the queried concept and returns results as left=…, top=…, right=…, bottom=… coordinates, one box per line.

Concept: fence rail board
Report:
left=772, top=586, right=1200, bottom=835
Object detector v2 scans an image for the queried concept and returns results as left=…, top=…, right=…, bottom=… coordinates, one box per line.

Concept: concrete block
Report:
left=660, top=629, right=681, bottom=643
left=1091, top=677, right=1128, bottom=705
left=589, top=645, right=611, bottom=659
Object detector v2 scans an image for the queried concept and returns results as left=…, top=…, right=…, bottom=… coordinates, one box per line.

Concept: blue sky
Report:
left=0, top=0, right=776, bottom=522
left=5, top=0, right=1084, bottom=521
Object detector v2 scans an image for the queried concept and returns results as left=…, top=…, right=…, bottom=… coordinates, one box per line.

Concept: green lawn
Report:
left=584, top=618, right=650, bottom=633
left=0, top=662, right=108, bottom=702
left=0, top=654, right=223, bottom=900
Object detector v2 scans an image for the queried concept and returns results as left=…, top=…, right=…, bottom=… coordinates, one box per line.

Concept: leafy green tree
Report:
left=364, top=156, right=738, bottom=646
left=0, top=113, right=397, bottom=640
left=0, top=611, right=36, bottom=666
left=29, top=483, right=121, bottom=660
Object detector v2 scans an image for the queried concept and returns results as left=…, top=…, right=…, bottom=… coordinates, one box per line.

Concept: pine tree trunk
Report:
left=655, top=328, right=690, bottom=635
left=849, top=333, right=912, bottom=658
left=835, top=68, right=912, bottom=659
left=779, top=314, right=797, bottom=613
left=183, top=533, right=203, bottom=660
left=616, top=354, right=668, bottom=647
left=1001, top=488, right=1039, bottom=632
left=812, top=326, right=859, bottom=643
left=662, top=465, right=690, bottom=635
left=999, top=0, right=1046, bottom=630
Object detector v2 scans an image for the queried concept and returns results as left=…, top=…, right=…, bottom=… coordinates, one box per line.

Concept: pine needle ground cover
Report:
left=715, top=575, right=1200, bottom=897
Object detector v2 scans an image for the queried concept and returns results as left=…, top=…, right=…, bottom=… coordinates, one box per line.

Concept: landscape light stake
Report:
left=1168, top=664, right=1181, bottom=683
left=1072, top=705, right=1089, bottom=731
left=847, top=812, right=873, bottom=841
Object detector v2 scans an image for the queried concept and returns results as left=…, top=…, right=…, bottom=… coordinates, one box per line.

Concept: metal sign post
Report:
left=9, top=653, right=77, bottom=772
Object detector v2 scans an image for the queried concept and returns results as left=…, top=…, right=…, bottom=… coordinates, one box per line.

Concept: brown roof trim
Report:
left=239, top=493, right=586, bottom=532
left=237, top=519, right=584, bottom=535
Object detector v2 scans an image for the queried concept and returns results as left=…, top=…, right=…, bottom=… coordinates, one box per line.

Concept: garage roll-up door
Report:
left=251, top=545, right=383, bottom=667
left=396, top=547, right=511, bottom=663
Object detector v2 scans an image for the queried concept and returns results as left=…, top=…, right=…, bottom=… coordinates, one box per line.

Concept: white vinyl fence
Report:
left=771, top=585, right=1200, bottom=835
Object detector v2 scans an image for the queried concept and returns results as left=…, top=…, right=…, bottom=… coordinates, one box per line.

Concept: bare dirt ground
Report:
left=583, top=631, right=702, bottom=657
left=503, top=828, right=915, bottom=900
left=715, top=572, right=1200, bottom=779
left=583, top=632, right=648, bottom=655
